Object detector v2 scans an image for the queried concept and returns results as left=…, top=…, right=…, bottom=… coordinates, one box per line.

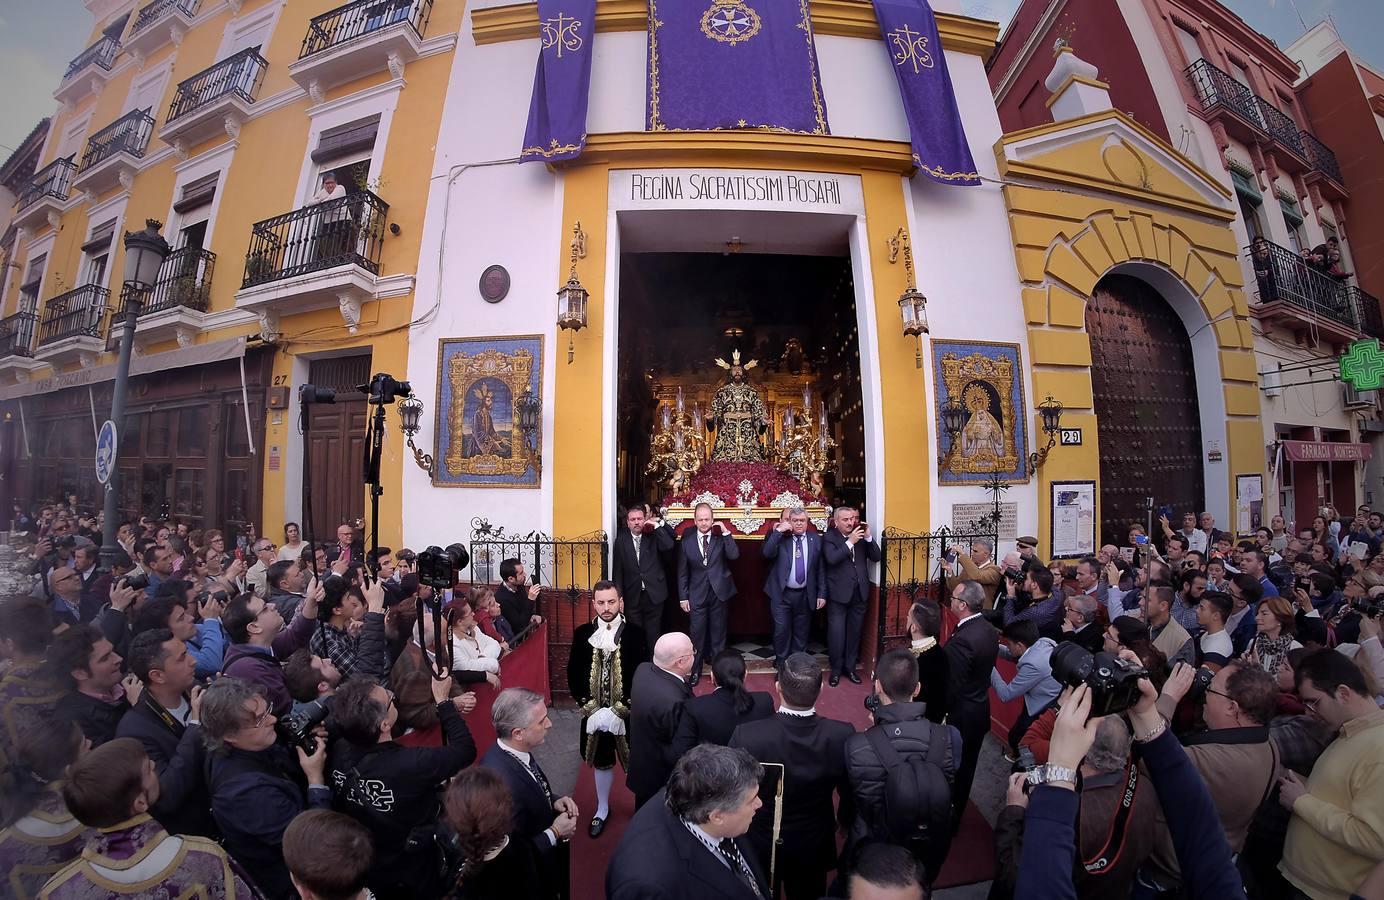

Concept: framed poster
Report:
left=932, top=339, right=1030, bottom=485
left=1236, top=473, right=1264, bottom=535
left=433, top=335, right=542, bottom=488
left=1050, top=480, right=1095, bottom=559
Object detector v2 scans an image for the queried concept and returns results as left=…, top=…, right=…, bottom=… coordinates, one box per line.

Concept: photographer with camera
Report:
left=496, top=558, right=544, bottom=636
left=998, top=564, right=1064, bottom=638
left=310, top=575, right=389, bottom=680
left=992, top=620, right=1062, bottom=755
left=326, top=672, right=477, bottom=898
left=1136, top=660, right=1280, bottom=895
left=132, top=592, right=226, bottom=680
left=201, top=676, right=330, bottom=899
left=994, top=715, right=1156, bottom=900
left=843, top=647, right=961, bottom=886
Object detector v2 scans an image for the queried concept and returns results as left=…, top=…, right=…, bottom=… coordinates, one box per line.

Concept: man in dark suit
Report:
left=821, top=506, right=881, bottom=686
left=628, top=631, right=694, bottom=810
left=612, top=504, right=676, bottom=650
left=607, top=744, right=769, bottom=900
left=730, top=652, right=855, bottom=900
left=479, top=687, right=578, bottom=899
left=495, top=557, right=544, bottom=635
left=942, top=579, right=999, bottom=830
left=1060, top=593, right=1106, bottom=652
left=671, top=649, right=774, bottom=757
left=762, top=508, right=827, bottom=660
left=676, top=503, right=739, bottom=684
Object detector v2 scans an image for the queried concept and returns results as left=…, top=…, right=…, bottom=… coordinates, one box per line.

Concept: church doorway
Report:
left=1087, top=272, right=1205, bottom=545
left=614, top=233, right=868, bottom=656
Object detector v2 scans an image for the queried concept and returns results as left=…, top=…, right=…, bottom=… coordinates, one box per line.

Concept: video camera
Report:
left=417, top=543, right=470, bottom=592
left=361, top=373, right=412, bottom=406
left=1050, top=643, right=1147, bottom=717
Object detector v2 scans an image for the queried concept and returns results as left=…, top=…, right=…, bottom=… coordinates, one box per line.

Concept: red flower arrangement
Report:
left=663, top=461, right=824, bottom=507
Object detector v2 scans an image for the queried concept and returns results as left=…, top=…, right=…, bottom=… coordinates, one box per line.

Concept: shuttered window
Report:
left=310, top=118, right=379, bottom=164
left=173, top=173, right=218, bottom=214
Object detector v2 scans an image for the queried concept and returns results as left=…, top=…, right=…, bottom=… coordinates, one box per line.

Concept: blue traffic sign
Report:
left=96, top=420, right=118, bottom=485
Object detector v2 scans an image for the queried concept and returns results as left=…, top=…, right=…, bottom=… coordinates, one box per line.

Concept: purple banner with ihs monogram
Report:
left=521, top=0, right=597, bottom=163
left=647, top=0, right=829, bottom=134
left=871, top=0, right=980, bottom=186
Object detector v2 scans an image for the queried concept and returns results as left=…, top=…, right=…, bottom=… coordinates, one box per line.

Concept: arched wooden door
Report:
left=1087, top=273, right=1204, bottom=545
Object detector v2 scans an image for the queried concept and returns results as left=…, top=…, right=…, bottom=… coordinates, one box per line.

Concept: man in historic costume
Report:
left=40, top=737, right=258, bottom=899
left=708, top=350, right=768, bottom=462
left=468, top=383, right=511, bottom=458
left=567, top=580, right=649, bottom=839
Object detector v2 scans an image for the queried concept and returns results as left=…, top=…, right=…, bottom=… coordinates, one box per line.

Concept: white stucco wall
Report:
left=405, top=10, right=1036, bottom=543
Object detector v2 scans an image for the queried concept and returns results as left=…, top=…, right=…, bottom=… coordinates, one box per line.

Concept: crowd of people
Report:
left=0, top=499, right=1380, bottom=899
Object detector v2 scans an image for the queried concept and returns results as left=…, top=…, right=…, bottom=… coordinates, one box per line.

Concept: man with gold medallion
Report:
left=567, top=580, right=649, bottom=838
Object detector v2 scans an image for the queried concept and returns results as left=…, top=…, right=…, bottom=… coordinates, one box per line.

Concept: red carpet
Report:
left=568, top=672, right=994, bottom=899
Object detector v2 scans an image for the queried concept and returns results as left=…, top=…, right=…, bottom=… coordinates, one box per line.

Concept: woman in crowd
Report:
left=1312, top=514, right=1340, bottom=558
left=443, top=767, right=544, bottom=899
left=671, top=649, right=773, bottom=756
left=471, top=586, right=514, bottom=648
left=449, top=598, right=504, bottom=676
left=1244, top=595, right=1300, bottom=677
left=279, top=522, right=307, bottom=562
left=0, top=719, right=92, bottom=900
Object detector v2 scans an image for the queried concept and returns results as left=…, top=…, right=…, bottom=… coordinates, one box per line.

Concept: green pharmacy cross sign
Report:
left=1341, top=339, right=1384, bottom=392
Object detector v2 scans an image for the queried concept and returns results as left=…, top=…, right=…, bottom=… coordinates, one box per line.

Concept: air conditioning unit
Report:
left=1342, top=383, right=1378, bottom=410
left=1261, top=368, right=1282, bottom=399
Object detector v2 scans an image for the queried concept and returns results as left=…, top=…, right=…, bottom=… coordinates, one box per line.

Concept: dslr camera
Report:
left=276, top=699, right=330, bottom=755
left=1350, top=596, right=1383, bottom=618
left=1185, top=665, right=1217, bottom=704
left=361, top=373, right=412, bottom=406
left=1049, top=643, right=1147, bottom=716
left=121, top=571, right=150, bottom=593
left=417, top=543, right=470, bottom=591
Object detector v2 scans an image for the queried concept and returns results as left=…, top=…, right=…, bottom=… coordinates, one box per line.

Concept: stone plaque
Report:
left=950, top=502, right=1018, bottom=542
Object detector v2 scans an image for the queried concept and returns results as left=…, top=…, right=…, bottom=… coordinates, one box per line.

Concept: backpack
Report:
left=865, top=720, right=951, bottom=851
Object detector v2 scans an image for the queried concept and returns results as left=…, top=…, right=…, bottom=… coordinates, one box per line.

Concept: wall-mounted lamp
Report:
left=1027, top=394, right=1065, bottom=472
left=888, top=227, right=928, bottom=367
left=939, top=396, right=965, bottom=467
left=397, top=395, right=434, bottom=476
left=514, top=386, right=542, bottom=475
left=557, top=221, right=589, bottom=364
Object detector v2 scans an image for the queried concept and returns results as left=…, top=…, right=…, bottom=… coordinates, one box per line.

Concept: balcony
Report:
left=132, top=247, right=215, bottom=348
left=34, top=285, right=110, bottom=368
left=1185, top=60, right=1265, bottom=144
left=158, top=48, right=267, bottom=156
left=1247, top=239, right=1368, bottom=344
left=125, top=0, right=200, bottom=63
left=235, top=190, right=400, bottom=335
left=1347, top=286, right=1384, bottom=341
left=0, top=312, right=43, bottom=382
left=1254, top=98, right=1308, bottom=171
left=13, top=157, right=77, bottom=233
left=289, top=0, right=432, bottom=101
left=1301, top=131, right=1347, bottom=200
left=74, top=109, right=155, bottom=196
left=55, top=36, right=120, bottom=105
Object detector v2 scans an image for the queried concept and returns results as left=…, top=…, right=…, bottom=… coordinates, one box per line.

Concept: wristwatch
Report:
left=1026, top=763, right=1078, bottom=788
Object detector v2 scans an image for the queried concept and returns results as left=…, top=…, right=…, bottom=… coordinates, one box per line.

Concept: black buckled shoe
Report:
left=589, top=817, right=607, bottom=839
left=829, top=673, right=840, bottom=687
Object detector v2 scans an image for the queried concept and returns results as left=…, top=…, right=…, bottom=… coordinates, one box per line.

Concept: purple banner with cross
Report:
left=871, top=0, right=980, bottom=186
left=646, top=0, right=829, bottom=134
left=521, top=0, right=598, bottom=163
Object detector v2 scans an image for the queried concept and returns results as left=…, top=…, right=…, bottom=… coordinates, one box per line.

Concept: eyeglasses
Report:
left=1204, top=686, right=1232, bottom=702
left=250, top=706, right=274, bottom=728
left=1302, top=695, right=1326, bottom=712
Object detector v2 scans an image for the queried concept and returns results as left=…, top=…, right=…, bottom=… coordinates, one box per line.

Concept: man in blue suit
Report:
left=677, top=502, right=739, bottom=686
left=763, top=507, right=826, bottom=660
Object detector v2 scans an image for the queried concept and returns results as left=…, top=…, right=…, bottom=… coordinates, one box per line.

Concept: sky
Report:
left=1, top=0, right=1382, bottom=161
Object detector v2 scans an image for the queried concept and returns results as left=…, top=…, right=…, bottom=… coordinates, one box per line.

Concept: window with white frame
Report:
left=1175, top=26, right=1203, bottom=65
left=80, top=220, right=117, bottom=288
left=18, top=255, right=46, bottom=312
left=310, top=117, right=380, bottom=199
left=216, top=3, right=281, bottom=61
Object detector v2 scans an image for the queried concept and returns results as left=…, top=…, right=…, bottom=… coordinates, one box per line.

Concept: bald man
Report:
left=627, top=632, right=694, bottom=809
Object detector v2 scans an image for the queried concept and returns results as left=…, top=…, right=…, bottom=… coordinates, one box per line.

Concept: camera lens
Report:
left=1049, top=641, right=1094, bottom=688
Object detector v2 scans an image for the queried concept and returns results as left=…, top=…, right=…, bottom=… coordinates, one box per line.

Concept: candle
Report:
left=676, top=387, right=685, bottom=414
left=661, top=404, right=671, bottom=430
left=674, top=431, right=685, bottom=451
left=819, top=401, right=827, bottom=427
left=785, top=407, right=795, bottom=428
left=803, top=385, right=812, bottom=411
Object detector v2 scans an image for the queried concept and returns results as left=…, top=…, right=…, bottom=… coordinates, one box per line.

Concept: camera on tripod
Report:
left=361, top=373, right=412, bottom=406
left=418, top=543, right=470, bottom=592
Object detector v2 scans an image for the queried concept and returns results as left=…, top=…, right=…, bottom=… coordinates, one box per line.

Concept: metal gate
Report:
left=1087, top=273, right=1204, bottom=545
left=878, top=524, right=999, bottom=656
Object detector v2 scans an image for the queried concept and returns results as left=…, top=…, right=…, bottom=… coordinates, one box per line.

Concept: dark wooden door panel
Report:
left=306, top=403, right=367, bottom=540
left=1088, top=274, right=1204, bottom=545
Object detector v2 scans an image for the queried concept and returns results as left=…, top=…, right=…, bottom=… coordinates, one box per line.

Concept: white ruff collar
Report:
left=589, top=615, right=624, bottom=652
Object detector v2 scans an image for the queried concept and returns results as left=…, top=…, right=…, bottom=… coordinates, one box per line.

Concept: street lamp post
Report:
left=99, top=220, right=170, bottom=570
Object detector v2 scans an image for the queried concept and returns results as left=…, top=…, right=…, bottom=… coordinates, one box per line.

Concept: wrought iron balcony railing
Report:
left=18, top=157, right=77, bottom=211
left=167, top=47, right=268, bottom=123
left=1247, top=239, right=1360, bottom=329
left=0, top=312, right=38, bottom=359
left=81, top=109, right=156, bottom=171
left=143, top=247, right=215, bottom=314
left=132, top=0, right=199, bottom=34
left=63, top=36, right=120, bottom=81
left=1255, top=98, right=1307, bottom=160
left=299, top=0, right=432, bottom=59
left=1300, top=131, right=1345, bottom=187
left=242, top=190, right=389, bottom=288
left=1347, top=286, right=1384, bottom=340
left=1185, top=60, right=1265, bottom=130
left=37, top=285, right=110, bottom=346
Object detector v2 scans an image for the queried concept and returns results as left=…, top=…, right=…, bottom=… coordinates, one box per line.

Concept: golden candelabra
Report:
left=646, top=386, right=707, bottom=495
left=771, top=384, right=837, bottom=496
